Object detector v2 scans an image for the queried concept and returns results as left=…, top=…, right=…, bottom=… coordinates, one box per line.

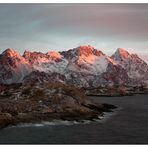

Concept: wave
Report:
left=7, top=109, right=119, bottom=128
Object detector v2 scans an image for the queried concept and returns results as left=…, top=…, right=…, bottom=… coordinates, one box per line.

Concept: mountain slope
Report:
left=112, top=48, right=148, bottom=86
left=0, top=46, right=147, bottom=88
left=23, top=50, right=68, bottom=74
left=61, top=45, right=116, bottom=75
left=0, top=48, right=32, bottom=84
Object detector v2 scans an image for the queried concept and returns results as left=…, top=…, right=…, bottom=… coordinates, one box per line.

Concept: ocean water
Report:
left=0, top=94, right=148, bottom=144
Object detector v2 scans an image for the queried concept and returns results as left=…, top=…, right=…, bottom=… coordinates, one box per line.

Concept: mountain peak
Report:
left=24, top=50, right=31, bottom=54
left=79, top=45, right=94, bottom=49
left=2, top=48, right=20, bottom=58
left=112, top=48, right=130, bottom=61
left=76, top=45, right=104, bottom=57
left=0, top=46, right=148, bottom=86
left=5, top=48, right=14, bottom=52
left=78, top=45, right=94, bottom=54
left=116, top=48, right=130, bottom=57
left=46, top=51, right=62, bottom=60
left=23, top=50, right=47, bottom=60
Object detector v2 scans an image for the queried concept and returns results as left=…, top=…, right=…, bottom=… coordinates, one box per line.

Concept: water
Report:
left=0, top=94, right=148, bottom=144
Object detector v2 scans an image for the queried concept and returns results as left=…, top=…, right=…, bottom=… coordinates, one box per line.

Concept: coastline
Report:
left=86, top=91, right=148, bottom=97
left=0, top=104, right=117, bottom=129
left=1, top=83, right=147, bottom=129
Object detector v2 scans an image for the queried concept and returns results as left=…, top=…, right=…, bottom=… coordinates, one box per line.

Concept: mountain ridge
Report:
left=0, top=45, right=148, bottom=87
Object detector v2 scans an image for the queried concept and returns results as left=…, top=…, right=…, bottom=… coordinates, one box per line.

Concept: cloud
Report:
left=0, top=3, right=148, bottom=59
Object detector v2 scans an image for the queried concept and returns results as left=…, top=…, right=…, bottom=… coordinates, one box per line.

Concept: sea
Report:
left=0, top=94, right=148, bottom=144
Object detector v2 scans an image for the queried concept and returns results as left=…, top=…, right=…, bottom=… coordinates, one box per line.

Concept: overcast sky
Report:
left=0, top=4, right=148, bottom=62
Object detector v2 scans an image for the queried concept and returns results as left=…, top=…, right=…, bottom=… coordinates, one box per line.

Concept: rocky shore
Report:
left=0, top=83, right=116, bottom=128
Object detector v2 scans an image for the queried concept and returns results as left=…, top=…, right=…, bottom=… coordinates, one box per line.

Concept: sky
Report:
left=0, top=3, right=148, bottom=62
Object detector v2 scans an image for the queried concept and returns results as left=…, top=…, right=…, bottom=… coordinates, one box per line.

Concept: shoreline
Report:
left=2, top=91, right=148, bottom=129
left=0, top=103, right=117, bottom=129
left=1, top=92, right=148, bottom=129
left=0, top=82, right=117, bottom=129
left=86, top=92, right=148, bottom=97
left=9, top=111, right=117, bottom=128
left=1, top=91, right=148, bottom=129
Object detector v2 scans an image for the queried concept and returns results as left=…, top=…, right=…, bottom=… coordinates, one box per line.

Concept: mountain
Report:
left=23, top=50, right=68, bottom=74
left=59, top=45, right=129, bottom=87
left=0, top=46, right=148, bottom=88
left=112, top=48, right=148, bottom=86
left=61, top=45, right=111, bottom=74
left=0, top=48, right=32, bottom=84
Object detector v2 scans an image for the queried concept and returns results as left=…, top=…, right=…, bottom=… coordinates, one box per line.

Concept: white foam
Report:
left=97, top=108, right=120, bottom=123
left=17, top=123, right=44, bottom=127
left=7, top=109, right=119, bottom=129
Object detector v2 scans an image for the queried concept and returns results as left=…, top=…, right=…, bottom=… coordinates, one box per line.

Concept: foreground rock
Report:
left=0, top=83, right=116, bottom=128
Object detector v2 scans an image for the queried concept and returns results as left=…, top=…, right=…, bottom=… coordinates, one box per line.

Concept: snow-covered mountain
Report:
left=59, top=46, right=129, bottom=87
left=23, top=50, right=68, bottom=74
left=0, top=48, right=32, bottom=84
left=112, top=48, right=148, bottom=86
left=60, top=45, right=114, bottom=75
left=0, top=46, right=148, bottom=87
